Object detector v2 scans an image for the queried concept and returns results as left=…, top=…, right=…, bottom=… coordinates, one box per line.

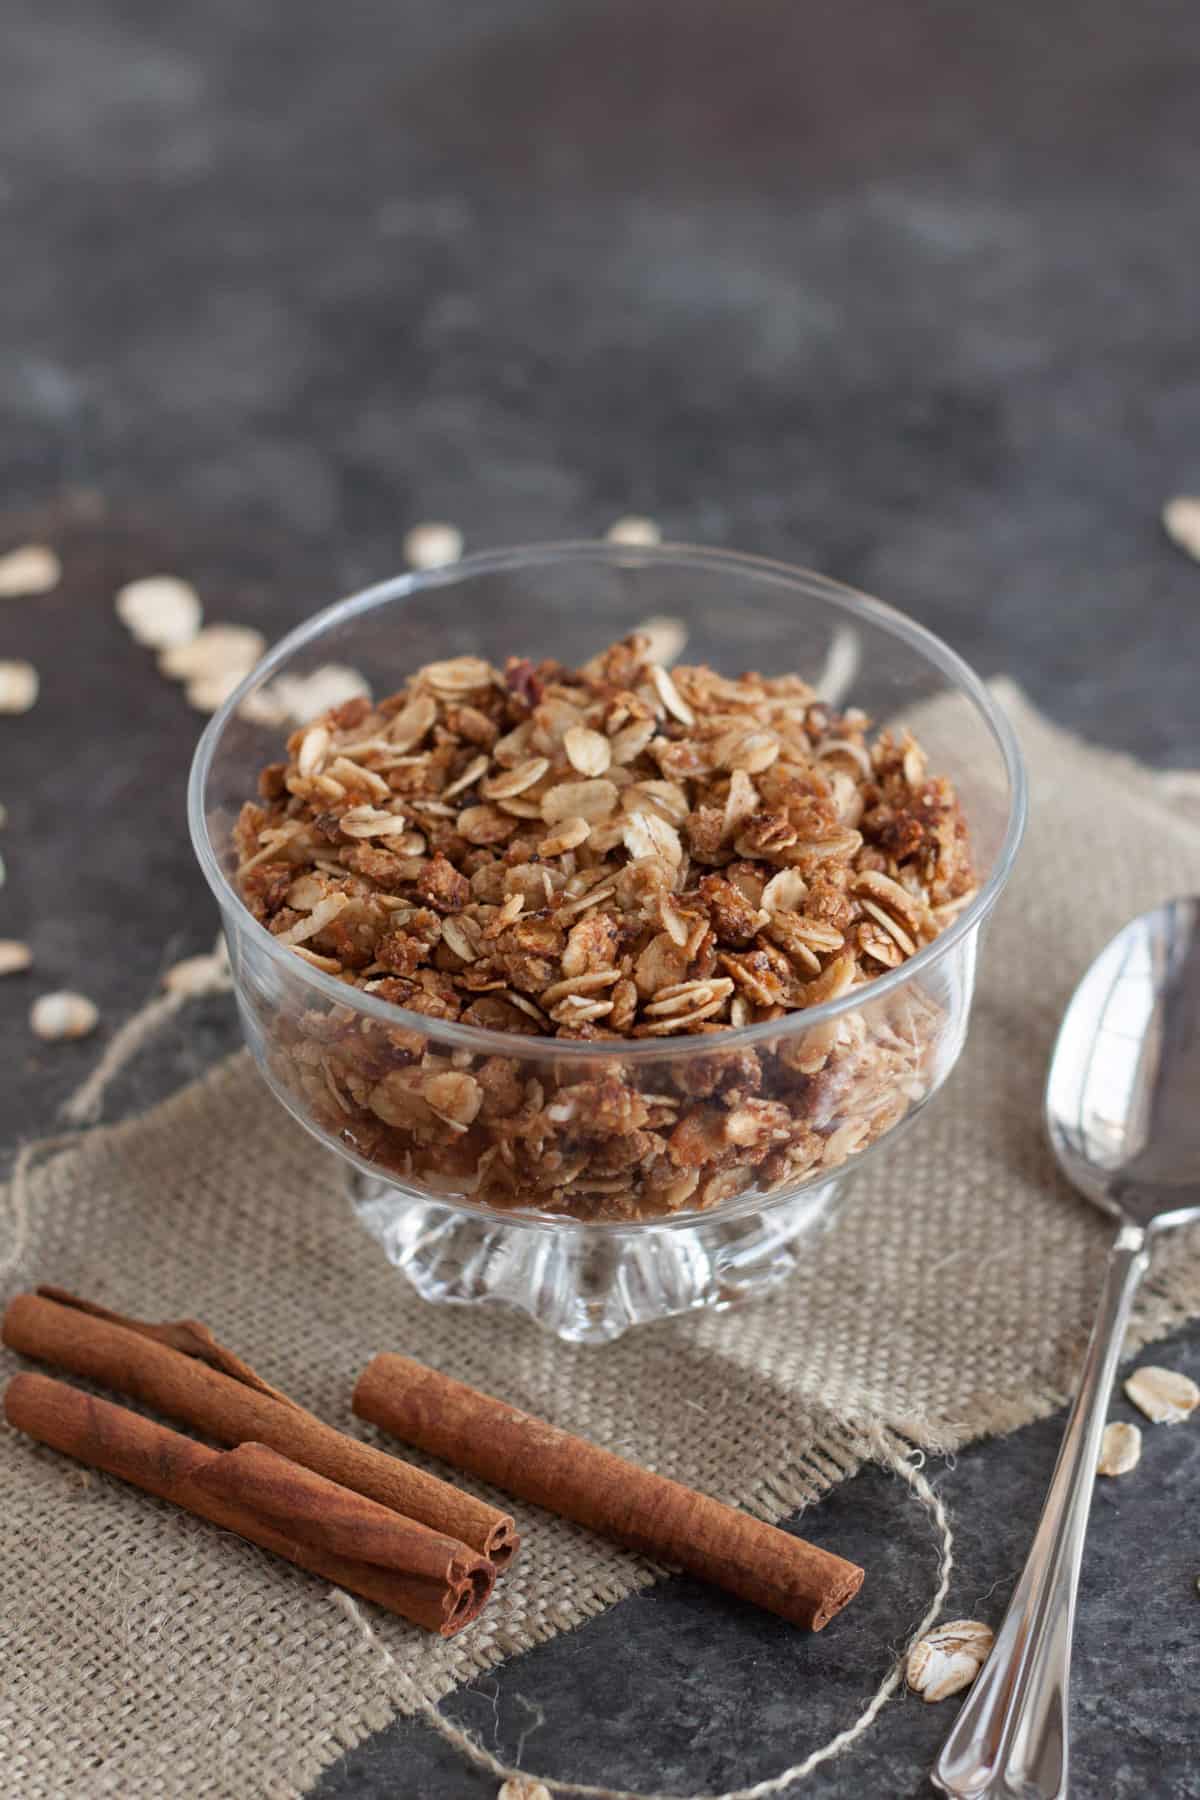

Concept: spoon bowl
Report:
left=1046, top=895, right=1200, bottom=1228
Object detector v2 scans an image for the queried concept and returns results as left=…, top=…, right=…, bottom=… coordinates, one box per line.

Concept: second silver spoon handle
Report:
left=932, top=1221, right=1150, bottom=1800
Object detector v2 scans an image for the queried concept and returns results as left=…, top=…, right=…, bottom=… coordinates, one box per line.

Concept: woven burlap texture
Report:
left=4, top=684, right=1200, bottom=1800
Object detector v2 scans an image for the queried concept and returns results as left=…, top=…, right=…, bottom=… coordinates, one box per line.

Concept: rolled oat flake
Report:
left=605, top=515, right=662, bottom=547
left=0, top=939, right=33, bottom=976
left=0, top=544, right=61, bottom=597
left=0, top=660, right=39, bottom=714
left=115, top=575, right=202, bottom=650
left=30, top=990, right=100, bottom=1041
left=403, top=522, right=464, bottom=569
left=1123, top=1365, right=1199, bottom=1424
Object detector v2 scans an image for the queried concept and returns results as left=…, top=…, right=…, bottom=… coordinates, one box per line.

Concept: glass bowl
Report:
left=188, top=543, right=1026, bottom=1343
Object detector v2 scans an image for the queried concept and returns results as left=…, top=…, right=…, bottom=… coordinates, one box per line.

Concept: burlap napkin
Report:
left=4, top=684, right=1200, bottom=1800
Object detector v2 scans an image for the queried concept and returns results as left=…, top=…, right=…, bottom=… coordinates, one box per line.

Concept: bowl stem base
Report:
left=350, top=1178, right=842, bottom=1343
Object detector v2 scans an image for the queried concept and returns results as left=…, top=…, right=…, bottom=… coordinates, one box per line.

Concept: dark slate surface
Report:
left=1, top=0, right=1199, bottom=1794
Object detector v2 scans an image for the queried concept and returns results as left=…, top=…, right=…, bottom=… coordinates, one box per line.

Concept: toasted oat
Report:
left=403, top=522, right=464, bottom=569
left=814, top=735, right=872, bottom=778
left=541, top=815, right=591, bottom=856
left=906, top=1621, right=994, bottom=1702
left=623, top=810, right=682, bottom=865
left=762, top=869, right=807, bottom=914
left=542, top=968, right=622, bottom=1008
left=643, top=977, right=734, bottom=1018
left=30, top=990, right=100, bottom=1041
left=0, top=544, right=61, bottom=598
left=564, top=726, right=612, bottom=777
left=0, top=939, right=33, bottom=976
left=0, top=660, right=39, bottom=714
left=1124, top=1365, right=1199, bottom=1425
left=338, top=806, right=418, bottom=840
left=297, top=725, right=332, bottom=777
left=421, top=656, right=492, bottom=696
left=1163, top=496, right=1200, bottom=563
left=442, top=916, right=482, bottom=961
left=497, top=1780, right=552, bottom=1800
left=115, top=575, right=202, bottom=649
left=441, top=753, right=490, bottom=799
left=423, top=1071, right=483, bottom=1128
left=483, top=757, right=551, bottom=801
left=289, top=945, right=341, bottom=972
left=610, top=717, right=657, bottom=764
left=236, top=631, right=973, bottom=1221
left=1097, top=1420, right=1142, bottom=1476
left=543, top=779, right=618, bottom=825
left=860, top=898, right=917, bottom=957
left=276, top=893, right=350, bottom=945
left=649, top=662, right=694, bottom=726
left=799, top=952, right=857, bottom=1007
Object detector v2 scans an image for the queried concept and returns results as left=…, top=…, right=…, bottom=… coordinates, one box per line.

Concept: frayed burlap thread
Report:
left=4, top=686, right=1200, bottom=1799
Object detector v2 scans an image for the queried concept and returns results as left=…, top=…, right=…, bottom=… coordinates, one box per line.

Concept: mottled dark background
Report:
left=2, top=1, right=1198, bottom=1794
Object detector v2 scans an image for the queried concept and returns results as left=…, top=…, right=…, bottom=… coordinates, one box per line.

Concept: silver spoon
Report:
left=933, top=896, right=1200, bottom=1800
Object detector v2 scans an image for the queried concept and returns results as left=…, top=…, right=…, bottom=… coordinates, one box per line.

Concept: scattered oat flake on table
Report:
left=497, top=1782, right=552, bottom=1800
left=115, top=575, right=202, bottom=650
left=635, top=613, right=688, bottom=664
left=0, top=544, right=61, bottom=598
left=1097, top=1420, right=1142, bottom=1476
left=0, top=939, right=32, bottom=976
left=0, top=660, right=39, bottom=714
left=1123, top=1365, right=1199, bottom=1424
left=236, top=685, right=292, bottom=728
left=1163, top=496, right=1200, bottom=562
left=403, top=522, right=464, bottom=569
left=30, top=990, right=99, bottom=1041
left=605, top=514, right=662, bottom=547
left=163, top=943, right=230, bottom=997
left=906, top=1620, right=994, bottom=1702
left=266, top=665, right=371, bottom=724
left=160, top=623, right=266, bottom=683
left=186, top=670, right=252, bottom=714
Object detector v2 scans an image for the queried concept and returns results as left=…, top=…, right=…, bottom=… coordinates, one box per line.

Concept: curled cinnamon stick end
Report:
left=354, top=1353, right=864, bottom=1632
left=5, top=1373, right=493, bottom=1636
left=3, top=1290, right=518, bottom=1571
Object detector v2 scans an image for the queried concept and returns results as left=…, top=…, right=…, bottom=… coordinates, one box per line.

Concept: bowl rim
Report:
left=187, top=539, right=1028, bottom=1062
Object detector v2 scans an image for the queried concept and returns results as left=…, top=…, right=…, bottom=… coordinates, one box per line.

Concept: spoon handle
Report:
left=932, top=1222, right=1150, bottom=1800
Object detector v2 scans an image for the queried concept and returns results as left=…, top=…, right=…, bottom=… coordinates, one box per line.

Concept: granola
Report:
left=234, top=635, right=974, bottom=1221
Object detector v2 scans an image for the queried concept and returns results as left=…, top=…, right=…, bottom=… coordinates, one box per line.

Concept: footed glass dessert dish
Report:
left=189, top=543, right=1025, bottom=1343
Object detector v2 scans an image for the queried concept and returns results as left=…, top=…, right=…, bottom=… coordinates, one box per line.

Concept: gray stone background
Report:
left=1, top=0, right=1198, bottom=1794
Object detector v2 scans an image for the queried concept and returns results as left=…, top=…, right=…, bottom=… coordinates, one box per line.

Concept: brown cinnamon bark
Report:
left=5, top=1373, right=494, bottom=1635
left=2, top=1290, right=518, bottom=1568
left=355, top=1352, right=864, bottom=1631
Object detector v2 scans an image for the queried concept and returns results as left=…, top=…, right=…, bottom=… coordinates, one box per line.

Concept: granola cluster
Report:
left=234, top=636, right=975, bottom=1221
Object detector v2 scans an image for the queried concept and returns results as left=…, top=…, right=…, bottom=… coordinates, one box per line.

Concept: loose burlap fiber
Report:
left=4, top=685, right=1200, bottom=1800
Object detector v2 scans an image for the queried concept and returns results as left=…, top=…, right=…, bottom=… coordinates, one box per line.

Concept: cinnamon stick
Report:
left=2, top=1290, right=518, bottom=1568
left=354, top=1353, right=864, bottom=1631
left=5, top=1373, right=494, bottom=1635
